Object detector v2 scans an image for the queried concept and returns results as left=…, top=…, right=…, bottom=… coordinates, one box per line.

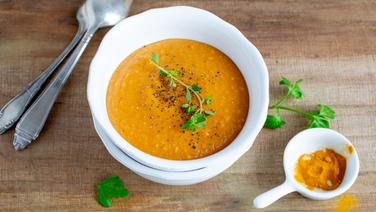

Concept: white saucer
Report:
left=92, top=116, right=237, bottom=185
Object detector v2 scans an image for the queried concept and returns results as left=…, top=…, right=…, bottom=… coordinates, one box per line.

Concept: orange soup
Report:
left=107, top=39, right=249, bottom=160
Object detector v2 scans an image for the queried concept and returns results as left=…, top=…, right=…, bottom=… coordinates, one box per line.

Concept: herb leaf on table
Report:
left=97, top=175, right=129, bottom=208
left=264, top=113, right=286, bottom=129
left=265, top=76, right=335, bottom=129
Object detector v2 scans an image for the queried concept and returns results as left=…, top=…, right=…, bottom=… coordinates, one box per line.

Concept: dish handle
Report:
left=253, top=181, right=296, bottom=208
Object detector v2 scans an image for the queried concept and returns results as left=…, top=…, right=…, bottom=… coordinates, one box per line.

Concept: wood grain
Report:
left=0, top=0, right=375, bottom=211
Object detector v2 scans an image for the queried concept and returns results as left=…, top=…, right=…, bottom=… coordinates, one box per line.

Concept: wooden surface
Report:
left=0, top=0, right=375, bottom=211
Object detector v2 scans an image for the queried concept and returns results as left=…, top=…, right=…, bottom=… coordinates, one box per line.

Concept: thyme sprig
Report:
left=150, top=52, right=214, bottom=132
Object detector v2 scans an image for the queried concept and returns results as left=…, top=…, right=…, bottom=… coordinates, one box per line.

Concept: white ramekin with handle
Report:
left=253, top=128, right=359, bottom=208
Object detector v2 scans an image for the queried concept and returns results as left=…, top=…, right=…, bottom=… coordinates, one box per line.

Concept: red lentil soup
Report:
left=107, top=39, right=249, bottom=160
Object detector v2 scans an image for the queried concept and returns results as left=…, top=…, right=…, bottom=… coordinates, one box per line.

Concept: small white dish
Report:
left=92, top=116, right=237, bottom=185
left=253, top=128, right=359, bottom=208
left=87, top=6, right=269, bottom=172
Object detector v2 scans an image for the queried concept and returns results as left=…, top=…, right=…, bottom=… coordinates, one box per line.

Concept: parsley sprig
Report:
left=265, top=76, right=335, bottom=129
left=150, top=52, right=214, bottom=132
left=97, top=175, right=129, bottom=208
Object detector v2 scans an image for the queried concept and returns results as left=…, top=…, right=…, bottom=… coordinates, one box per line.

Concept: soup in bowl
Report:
left=107, top=39, right=249, bottom=160
left=88, top=6, right=269, bottom=172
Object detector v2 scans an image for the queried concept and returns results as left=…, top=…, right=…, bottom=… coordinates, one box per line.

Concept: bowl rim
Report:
left=87, top=6, right=269, bottom=171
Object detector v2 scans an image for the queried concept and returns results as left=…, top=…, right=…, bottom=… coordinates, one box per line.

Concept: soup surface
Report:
left=107, top=39, right=249, bottom=160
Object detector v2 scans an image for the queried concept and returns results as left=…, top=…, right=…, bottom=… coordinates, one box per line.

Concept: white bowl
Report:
left=92, top=116, right=236, bottom=185
left=87, top=6, right=269, bottom=172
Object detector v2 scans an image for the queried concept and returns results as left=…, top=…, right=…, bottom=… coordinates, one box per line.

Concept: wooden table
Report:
left=0, top=0, right=375, bottom=211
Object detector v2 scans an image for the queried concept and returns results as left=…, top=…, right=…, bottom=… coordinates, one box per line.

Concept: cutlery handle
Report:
left=0, top=26, right=85, bottom=134
left=13, top=29, right=96, bottom=150
left=253, top=181, right=296, bottom=208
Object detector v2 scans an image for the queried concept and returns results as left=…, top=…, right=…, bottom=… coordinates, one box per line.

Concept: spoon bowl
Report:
left=253, top=128, right=359, bottom=208
left=83, top=0, right=132, bottom=29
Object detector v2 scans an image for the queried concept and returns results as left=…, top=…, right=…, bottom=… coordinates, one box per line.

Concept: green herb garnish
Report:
left=150, top=52, right=214, bottom=132
left=265, top=76, right=335, bottom=129
left=97, top=175, right=129, bottom=208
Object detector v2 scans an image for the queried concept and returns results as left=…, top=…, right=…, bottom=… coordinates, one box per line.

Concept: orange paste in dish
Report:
left=347, top=144, right=354, bottom=154
left=294, top=148, right=346, bottom=190
left=106, top=39, right=249, bottom=160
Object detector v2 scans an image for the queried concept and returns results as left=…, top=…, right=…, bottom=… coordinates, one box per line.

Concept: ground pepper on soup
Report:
left=106, top=39, right=249, bottom=160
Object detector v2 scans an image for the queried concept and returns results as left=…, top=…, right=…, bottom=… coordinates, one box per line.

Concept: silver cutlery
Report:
left=10, top=0, right=133, bottom=150
left=0, top=7, right=87, bottom=134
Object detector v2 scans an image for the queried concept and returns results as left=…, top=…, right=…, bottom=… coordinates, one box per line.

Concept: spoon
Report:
left=13, top=0, right=133, bottom=150
left=0, top=7, right=87, bottom=134
left=253, top=128, right=359, bottom=208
